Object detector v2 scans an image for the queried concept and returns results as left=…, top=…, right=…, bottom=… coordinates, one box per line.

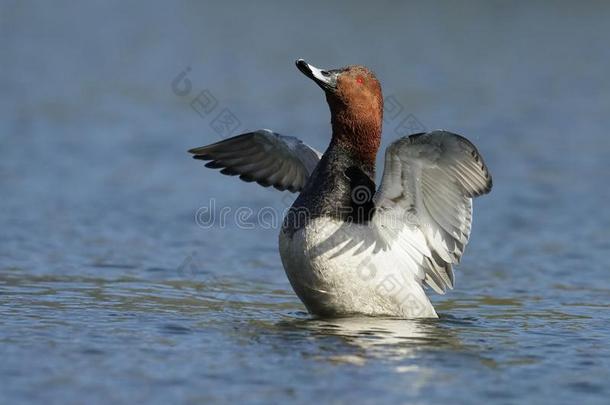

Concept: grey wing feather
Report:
left=188, top=129, right=322, bottom=193
left=374, top=130, right=492, bottom=294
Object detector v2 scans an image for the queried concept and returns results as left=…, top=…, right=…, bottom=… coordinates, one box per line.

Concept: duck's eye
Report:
left=356, top=76, right=364, bottom=84
left=321, top=70, right=330, bottom=77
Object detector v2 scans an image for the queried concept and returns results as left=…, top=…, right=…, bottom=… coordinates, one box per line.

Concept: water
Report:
left=1, top=1, right=610, bottom=403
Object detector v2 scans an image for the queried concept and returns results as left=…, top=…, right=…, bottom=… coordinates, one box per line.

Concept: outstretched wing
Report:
left=374, top=131, right=492, bottom=293
left=189, top=129, right=322, bottom=192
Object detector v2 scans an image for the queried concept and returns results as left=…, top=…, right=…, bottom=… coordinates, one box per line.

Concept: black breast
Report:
left=282, top=141, right=376, bottom=237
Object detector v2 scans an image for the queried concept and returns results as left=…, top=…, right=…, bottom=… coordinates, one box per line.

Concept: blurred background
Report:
left=1, top=1, right=609, bottom=404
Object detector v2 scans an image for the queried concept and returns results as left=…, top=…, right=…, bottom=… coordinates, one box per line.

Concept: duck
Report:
left=188, top=59, right=492, bottom=318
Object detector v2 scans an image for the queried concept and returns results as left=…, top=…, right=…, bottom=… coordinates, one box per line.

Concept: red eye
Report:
left=356, top=76, right=364, bottom=84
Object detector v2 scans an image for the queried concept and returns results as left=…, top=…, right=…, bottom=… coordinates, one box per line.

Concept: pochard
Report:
left=189, top=59, right=492, bottom=318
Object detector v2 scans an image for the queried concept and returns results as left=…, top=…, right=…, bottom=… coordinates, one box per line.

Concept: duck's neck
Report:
left=330, top=111, right=381, bottom=174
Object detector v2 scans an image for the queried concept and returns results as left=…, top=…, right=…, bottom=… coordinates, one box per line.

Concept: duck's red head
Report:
left=296, top=59, right=383, bottom=166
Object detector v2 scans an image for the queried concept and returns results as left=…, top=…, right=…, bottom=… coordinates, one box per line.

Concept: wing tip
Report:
left=472, top=170, right=493, bottom=197
left=203, top=160, right=221, bottom=168
left=483, top=175, right=493, bottom=194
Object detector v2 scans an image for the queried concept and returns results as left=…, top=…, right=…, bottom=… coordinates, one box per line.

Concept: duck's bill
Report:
left=296, top=59, right=338, bottom=91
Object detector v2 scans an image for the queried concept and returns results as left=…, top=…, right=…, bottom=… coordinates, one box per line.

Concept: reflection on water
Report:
left=2, top=0, right=610, bottom=403
left=277, top=316, right=465, bottom=364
